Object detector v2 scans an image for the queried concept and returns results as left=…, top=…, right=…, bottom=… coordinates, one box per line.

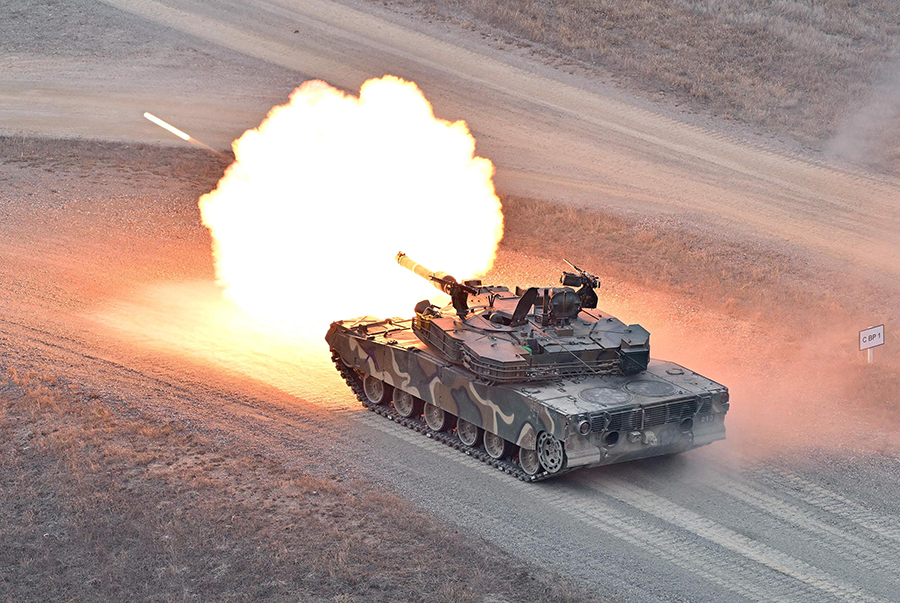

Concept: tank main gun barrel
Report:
left=396, top=252, right=441, bottom=285
left=395, top=252, right=479, bottom=295
left=396, top=251, right=478, bottom=316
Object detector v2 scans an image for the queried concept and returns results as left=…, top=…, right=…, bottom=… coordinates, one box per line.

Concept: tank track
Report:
left=332, top=352, right=568, bottom=482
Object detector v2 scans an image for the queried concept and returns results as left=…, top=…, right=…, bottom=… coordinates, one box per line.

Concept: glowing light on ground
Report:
left=92, top=281, right=351, bottom=408
left=199, top=76, right=504, bottom=336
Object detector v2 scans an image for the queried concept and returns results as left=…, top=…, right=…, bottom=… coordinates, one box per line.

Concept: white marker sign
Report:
left=859, top=325, right=884, bottom=351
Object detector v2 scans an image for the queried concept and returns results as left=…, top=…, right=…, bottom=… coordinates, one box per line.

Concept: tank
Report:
left=326, top=253, right=730, bottom=481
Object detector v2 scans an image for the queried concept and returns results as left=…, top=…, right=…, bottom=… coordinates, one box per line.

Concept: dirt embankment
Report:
left=405, top=0, right=900, bottom=170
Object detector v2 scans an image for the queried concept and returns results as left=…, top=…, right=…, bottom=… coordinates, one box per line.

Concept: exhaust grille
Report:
left=591, top=396, right=705, bottom=433
left=643, top=398, right=698, bottom=427
left=608, top=409, right=641, bottom=432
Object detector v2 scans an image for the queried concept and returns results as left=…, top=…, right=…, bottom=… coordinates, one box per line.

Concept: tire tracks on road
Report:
left=582, top=477, right=891, bottom=603
left=355, top=410, right=887, bottom=602
left=751, top=466, right=900, bottom=545
left=706, top=472, right=900, bottom=574
left=5, top=310, right=896, bottom=603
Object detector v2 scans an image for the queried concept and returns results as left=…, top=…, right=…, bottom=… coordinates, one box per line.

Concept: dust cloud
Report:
left=826, top=60, right=900, bottom=170
left=492, top=249, right=900, bottom=462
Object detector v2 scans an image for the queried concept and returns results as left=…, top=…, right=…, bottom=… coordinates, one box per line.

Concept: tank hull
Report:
left=327, top=317, right=728, bottom=479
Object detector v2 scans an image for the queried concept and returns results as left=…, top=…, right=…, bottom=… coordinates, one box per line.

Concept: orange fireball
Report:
left=199, top=76, right=504, bottom=336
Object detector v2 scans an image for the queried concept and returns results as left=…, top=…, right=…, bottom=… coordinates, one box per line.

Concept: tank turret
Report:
left=395, top=252, right=650, bottom=381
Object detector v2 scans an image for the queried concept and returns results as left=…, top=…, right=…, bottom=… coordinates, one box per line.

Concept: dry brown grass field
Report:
left=0, top=365, right=587, bottom=603
left=502, top=196, right=845, bottom=326
left=413, top=0, right=900, bottom=168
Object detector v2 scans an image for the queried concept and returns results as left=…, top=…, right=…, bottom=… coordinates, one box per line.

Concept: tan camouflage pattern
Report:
left=333, top=326, right=554, bottom=448
left=327, top=319, right=729, bottom=468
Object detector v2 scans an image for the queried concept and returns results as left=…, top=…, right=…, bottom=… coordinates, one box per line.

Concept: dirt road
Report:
left=2, top=1, right=899, bottom=602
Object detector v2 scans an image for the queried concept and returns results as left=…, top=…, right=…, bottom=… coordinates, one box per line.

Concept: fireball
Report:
left=199, top=76, right=503, bottom=335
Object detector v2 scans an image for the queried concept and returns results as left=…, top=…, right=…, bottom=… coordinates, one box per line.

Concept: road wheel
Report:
left=363, top=374, right=392, bottom=405
left=393, top=390, right=422, bottom=418
left=518, top=446, right=541, bottom=476
left=536, top=432, right=565, bottom=474
left=424, top=403, right=455, bottom=432
left=456, top=418, right=481, bottom=447
left=483, top=431, right=510, bottom=459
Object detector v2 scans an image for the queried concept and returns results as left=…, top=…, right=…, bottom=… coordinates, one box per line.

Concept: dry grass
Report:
left=1, top=135, right=232, bottom=185
left=502, top=195, right=843, bottom=327
left=0, top=366, right=590, bottom=603
left=412, top=0, right=900, bottom=160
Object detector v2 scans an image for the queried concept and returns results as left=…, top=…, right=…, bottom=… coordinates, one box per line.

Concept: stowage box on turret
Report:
left=326, top=253, right=729, bottom=481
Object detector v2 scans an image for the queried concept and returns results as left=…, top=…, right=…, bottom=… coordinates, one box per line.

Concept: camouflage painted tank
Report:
left=326, top=253, right=729, bottom=481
